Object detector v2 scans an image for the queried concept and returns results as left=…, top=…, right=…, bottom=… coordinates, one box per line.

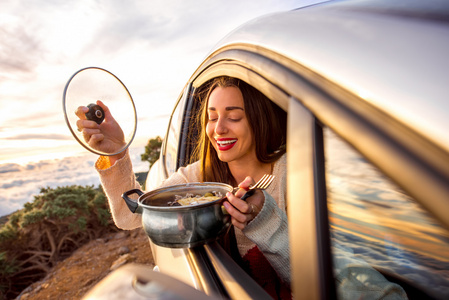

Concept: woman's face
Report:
left=206, top=86, right=256, bottom=163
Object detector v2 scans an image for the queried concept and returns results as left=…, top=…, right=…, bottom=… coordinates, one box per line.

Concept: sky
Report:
left=0, top=0, right=324, bottom=216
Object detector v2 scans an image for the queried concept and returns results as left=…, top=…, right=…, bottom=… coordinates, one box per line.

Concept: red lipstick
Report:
left=216, top=138, right=237, bottom=151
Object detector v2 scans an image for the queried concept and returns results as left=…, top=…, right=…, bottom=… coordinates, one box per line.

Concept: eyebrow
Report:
left=208, top=106, right=244, bottom=111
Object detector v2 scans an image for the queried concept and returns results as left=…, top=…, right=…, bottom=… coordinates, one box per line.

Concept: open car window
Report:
left=185, top=78, right=287, bottom=165
left=324, top=128, right=449, bottom=299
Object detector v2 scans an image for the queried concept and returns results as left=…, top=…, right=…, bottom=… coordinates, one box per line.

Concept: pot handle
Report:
left=121, top=189, right=144, bottom=214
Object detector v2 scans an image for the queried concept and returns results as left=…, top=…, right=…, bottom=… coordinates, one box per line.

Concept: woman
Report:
left=76, top=77, right=290, bottom=298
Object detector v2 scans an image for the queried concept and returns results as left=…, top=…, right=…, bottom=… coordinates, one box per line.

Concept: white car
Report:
left=86, top=0, right=449, bottom=299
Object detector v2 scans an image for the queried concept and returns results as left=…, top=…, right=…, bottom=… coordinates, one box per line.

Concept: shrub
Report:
left=0, top=185, right=118, bottom=299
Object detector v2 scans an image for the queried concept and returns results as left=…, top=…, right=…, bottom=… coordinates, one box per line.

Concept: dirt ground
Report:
left=16, top=228, right=154, bottom=300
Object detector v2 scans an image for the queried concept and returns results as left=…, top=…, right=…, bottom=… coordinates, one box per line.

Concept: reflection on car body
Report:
left=326, top=129, right=449, bottom=299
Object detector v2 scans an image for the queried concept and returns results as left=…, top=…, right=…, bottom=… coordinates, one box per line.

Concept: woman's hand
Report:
left=223, top=176, right=265, bottom=230
left=75, top=100, right=126, bottom=160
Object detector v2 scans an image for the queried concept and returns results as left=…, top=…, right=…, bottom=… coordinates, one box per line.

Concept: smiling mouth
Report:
left=216, top=139, right=237, bottom=151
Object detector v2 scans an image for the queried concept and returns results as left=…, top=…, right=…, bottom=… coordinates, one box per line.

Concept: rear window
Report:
left=324, top=128, right=449, bottom=299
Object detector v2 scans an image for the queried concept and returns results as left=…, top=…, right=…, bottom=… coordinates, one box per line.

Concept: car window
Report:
left=324, top=128, right=449, bottom=300
left=164, top=89, right=187, bottom=176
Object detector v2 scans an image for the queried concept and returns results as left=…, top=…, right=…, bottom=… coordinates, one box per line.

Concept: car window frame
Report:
left=161, top=83, right=191, bottom=178
left=287, top=98, right=336, bottom=299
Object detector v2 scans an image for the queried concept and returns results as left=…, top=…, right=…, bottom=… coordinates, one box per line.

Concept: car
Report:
left=85, top=0, right=449, bottom=299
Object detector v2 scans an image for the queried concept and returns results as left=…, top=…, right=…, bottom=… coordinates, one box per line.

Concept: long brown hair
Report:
left=192, top=77, right=286, bottom=186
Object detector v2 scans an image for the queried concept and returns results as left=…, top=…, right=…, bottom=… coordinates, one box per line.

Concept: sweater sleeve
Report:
left=96, top=151, right=143, bottom=230
left=242, top=190, right=291, bottom=283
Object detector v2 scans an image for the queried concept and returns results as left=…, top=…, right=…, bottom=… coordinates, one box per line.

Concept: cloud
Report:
left=1, top=0, right=313, bottom=163
left=0, top=163, right=24, bottom=174
left=4, top=134, right=71, bottom=140
left=0, top=20, right=43, bottom=77
left=0, top=145, right=148, bottom=216
left=1, top=179, right=40, bottom=189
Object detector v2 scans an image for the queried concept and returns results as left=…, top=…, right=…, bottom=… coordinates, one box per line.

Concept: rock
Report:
left=118, top=246, right=130, bottom=255
left=110, top=254, right=131, bottom=271
left=113, top=231, right=127, bottom=239
left=131, top=228, right=144, bottom=238
left=83, top=277, right=97, bottom=287
left=95, top=238, right=106, bottom=243
left=17, top=292, right=30, bottom=299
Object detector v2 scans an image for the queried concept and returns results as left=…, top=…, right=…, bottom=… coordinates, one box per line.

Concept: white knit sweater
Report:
left=95, top=152, right=290, bottom=283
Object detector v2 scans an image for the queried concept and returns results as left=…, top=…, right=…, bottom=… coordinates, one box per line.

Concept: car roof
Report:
left=209, top=0, right=449, bottom=154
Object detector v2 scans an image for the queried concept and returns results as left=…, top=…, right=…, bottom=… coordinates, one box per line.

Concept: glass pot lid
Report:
left=63, top=67, right=137, bottom=156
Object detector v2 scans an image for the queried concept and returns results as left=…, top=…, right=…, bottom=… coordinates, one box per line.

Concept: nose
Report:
left=215, top=117, right=228, bottom=135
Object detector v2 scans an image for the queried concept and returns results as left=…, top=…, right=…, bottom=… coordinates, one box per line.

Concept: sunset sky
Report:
left=0, top=0, right=324, bottom=215
left=0, top=0, right=323, bottom=165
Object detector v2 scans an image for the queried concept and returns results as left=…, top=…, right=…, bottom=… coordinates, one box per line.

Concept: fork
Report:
left=240, top=174, right=275, bottom=201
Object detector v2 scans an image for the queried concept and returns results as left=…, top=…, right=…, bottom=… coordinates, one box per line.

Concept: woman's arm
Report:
left=96, top=151, right=143, bottom=229
left=243, top=192, right=290, bottom=283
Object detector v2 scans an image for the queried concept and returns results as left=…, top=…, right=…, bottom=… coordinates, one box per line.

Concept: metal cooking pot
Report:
left=122, top=182, right=233, bottom=248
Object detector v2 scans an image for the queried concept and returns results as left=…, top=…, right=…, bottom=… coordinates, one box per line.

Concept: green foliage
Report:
left=0, top=252, right=18, bottom=276
left=92, top=192, right=106, bottom=207
left=69, top=216, right=87, bottom=232
left=141, top=136, right=162, bottom=168
left=21, top=210, right=46, bottom=227
left=91, top=193, right=110, bottom=226
left=97, top=208, right=111, bottom=226
left=8, top=212, right=22, bottom=227
left=0, top=224, right=17, bottom=242
left=16, top=186, right=99, bottom=228
left=0, top=185, right=117, bottom=299
left=0, top=252, right=19, bottom=294
left=0, top=185, right=114, bottom=251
